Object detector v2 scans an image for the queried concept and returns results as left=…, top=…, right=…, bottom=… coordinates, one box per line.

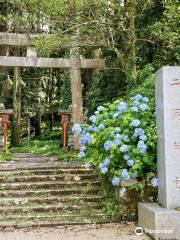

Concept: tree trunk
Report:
left=12, top=67, right=21, bottom=146
left=0, top=1, right=9, bottom=103
left=124, top=0, right=137, bottom=82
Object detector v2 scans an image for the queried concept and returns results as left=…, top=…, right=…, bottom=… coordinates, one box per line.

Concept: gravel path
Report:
left=0, top=223, right=151, bottom=240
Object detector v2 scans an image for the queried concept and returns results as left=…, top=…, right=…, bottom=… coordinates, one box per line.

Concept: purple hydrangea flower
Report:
left=72, top=124, right=82, bottom=134
left=151, top=178, right=159, bottom=187
left=89, top=115, right=97, bottom=123
left=127, top=159, right=134, bottom=167
left=131, top=119, right=141, bottom=127
left=104, top=141, right=113, bottom=151
left=112, top=177, right=120, bottom=186
left=120, top=144, right=129, bottom=153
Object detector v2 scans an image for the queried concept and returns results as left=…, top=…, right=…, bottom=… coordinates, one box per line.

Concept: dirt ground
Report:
left=0, top=223, right=151, bottom=240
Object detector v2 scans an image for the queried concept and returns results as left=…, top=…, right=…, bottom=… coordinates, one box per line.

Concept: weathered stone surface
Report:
left=0, top=56, right=105, bottom=69
left=155, top=66, right=180, bottom=209
left=138, top=203, right=180, bottom=240
left=0, top=153, right=108, bottom=227
left=138, top=66, right=180, bottom=240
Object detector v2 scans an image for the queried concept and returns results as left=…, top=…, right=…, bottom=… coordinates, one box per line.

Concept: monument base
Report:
left=138, top=203, right=180, bottom=240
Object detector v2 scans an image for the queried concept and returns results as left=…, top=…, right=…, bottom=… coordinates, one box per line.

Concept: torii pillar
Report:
left=70, top=43, right=84, bottom=149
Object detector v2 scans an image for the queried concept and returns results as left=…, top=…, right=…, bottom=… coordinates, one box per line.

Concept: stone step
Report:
left=0, top=168, right=93, bottom=176
left=0, top=187, right=98, bottom=197
left=0, top=202, right=103, bottom=213
left=0, top=163, right=87, bottom=171
left=0, top=180, right=100, bottom=190
left=0, top=211, right=107, bottom=221
left=0, top=173, right=98, bottom=183
left=0, top=195, right=103, bottom=206
left=0, top=216, right=110, bottom=228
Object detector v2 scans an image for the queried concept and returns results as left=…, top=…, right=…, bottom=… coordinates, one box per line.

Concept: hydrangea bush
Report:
left=73, top=94, right=158, bottom=188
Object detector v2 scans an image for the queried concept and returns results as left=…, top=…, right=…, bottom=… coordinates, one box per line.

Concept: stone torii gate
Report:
left=0, top=32, right=105, bottom=148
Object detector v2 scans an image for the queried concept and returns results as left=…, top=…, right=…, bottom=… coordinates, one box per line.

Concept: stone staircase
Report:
left=0, top=153, right=110, bottom=228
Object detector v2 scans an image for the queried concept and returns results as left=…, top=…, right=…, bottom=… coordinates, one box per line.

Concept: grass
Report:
left=0, top=127, right=77, bottom=161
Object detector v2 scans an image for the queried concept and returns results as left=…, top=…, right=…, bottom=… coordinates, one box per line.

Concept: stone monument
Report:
left=138, top=66, right=180, bottom=239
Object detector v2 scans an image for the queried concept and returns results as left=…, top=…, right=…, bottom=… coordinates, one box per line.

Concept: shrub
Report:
left=73, top=93, right=157, bottom=188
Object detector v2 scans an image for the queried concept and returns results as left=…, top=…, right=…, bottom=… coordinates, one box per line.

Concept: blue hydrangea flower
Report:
left=100, top=167, right=108, bottom=174
left=113, top=112, right=120, bottom=119
left=130, top=119, right=141, bottom=127
left=134, top=128, right=144, bottom=137
left=79, top=133, right=92, bottom=145
left=117, top=102, right=128, bottom=113
left=123, top=154, right=130, bottom=161
left=137, top=141, right=147, bottom=153
left=139, top=103, right=148, bottom=111
left=98, top=124, right=105, bottom=130
left=113, top=139, right=122, bottom=146
left=93, top=127, right=99, bottom=132
left=115, top=127, right=121, bottom=132
left=99, top=163, right=104, bottom=169
left=103, top=157, right=110, bottom=166
left=123, top=135, right=129, bottom=141
left=142, top=97, right=149, bottom=103
left=131, top=106, right=139, bottom=112
left=95, top=111, right=99, bottom=115
left=85, top=162, right=91, bottom=169
left=132, top=100, right=140, bottom=107
left=112, top=177, right=120, bottom=186
left=120, top=144, right=129, bottom=153
left=97, top=106, right=104, bottom=112
left=115, top=134, right=123, bottom=139
left=131, top=94, right=142, bottom=101
left=127, top=159, right=134, bottom=167
left=121, top=169, right=130, bottom=180
left=77, top=151, right=85, bottom=159
left=80, top=145, right=86, bottom=152
left=72, top=124, right=82, bottom=134
left=139, top=135, right=147, bottom=141
left=151, top=178, right=159, bottom=187
left=87, top=126, right=94, bottom=132
left=104, top=141, right=113, bottom=151
left=89, top=115, right=97, bottom=123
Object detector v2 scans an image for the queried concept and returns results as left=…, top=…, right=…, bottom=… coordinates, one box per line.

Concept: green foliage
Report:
left=77, top=71, right=157, bottom=189
left=60, top=71, right=72, bottom=110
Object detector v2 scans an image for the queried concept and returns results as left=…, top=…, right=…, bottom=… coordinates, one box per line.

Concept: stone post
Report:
left=138, top=67, right=180, bottom=240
